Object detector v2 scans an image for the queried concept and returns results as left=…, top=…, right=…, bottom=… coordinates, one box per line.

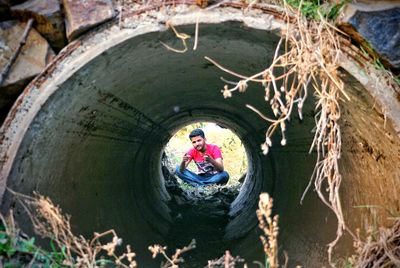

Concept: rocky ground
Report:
left=162, top=166, right=242, bottom=267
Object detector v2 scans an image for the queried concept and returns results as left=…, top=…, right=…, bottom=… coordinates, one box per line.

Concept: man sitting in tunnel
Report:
left=175, top=128, right=229, bottom=186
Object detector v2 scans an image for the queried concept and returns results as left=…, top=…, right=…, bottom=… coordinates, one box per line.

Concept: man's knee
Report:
left=175, top=165, right=182, bottom=174
left=217, top=171, right=229, bottom=185
left=222, top=171, right=229, bottom=180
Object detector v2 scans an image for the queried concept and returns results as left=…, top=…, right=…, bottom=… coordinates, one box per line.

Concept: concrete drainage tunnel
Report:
left=1, top=10, right=400, bottom=268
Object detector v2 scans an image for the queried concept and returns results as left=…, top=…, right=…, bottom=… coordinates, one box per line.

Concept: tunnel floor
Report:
left=163, top=166, right=242, bottom=267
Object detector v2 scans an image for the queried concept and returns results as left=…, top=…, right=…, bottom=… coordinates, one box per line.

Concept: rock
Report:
left=0, top=20, right=55, bottom=111
left=337, top=1, right=400, bottom=69
left=63, top=0, right=115, bottom=41
left=11, top=0, right=66, bottom=50
left=173, top=195, right=184, bottom=206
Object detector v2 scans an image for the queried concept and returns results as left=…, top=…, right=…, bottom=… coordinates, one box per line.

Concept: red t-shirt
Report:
left=187, top=144, right=223, bottom=175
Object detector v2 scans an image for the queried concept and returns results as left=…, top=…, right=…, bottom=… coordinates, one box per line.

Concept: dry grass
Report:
left=205, top=2, right=349, bottom=263
left=8, top=189, right=137, bottom=268
left=207, top=250, right=246, bottom=268
left=148, top=239, right=196, bottom=268
left=349, top=219, right=400, bottom=268
left=257, top=193, right=280, bottom=268
left=7, top=189, right=400, bottom=268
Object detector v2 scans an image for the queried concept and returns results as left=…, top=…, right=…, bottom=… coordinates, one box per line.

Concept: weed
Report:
left=7, top=189, right=137, bottom=268
left=207, top=250, right=246, bottom=267
left=284, top=0, right=349, bottom=20
left=358, top=39, right=400, bottom=87
left=349, top=219, right=400, bottom=267
left=206, top=2, right=349, bottom=263
left=0, top=213, right=68, bottom=267
left=257, top=193, right=279, bottom=268
left=148, top=239, right=196, bottom=268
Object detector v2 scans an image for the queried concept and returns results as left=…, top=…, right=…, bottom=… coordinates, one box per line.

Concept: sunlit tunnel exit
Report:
left=163, top=122, right=248, bottom=187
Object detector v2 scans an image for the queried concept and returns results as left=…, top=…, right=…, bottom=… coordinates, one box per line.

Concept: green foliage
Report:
left=0, top=221, right=68, bottom=267
left=178, top=181, right=196, bottom=190
left=333, top=257, right=354, bottom=268
left=394, top=75, right=400, bottom=86
left=285, top=0, right=349, bottom=20
left=373, top=59, right=400, bottom=86
left=0, top=226, right=17, bottom=258
left=0, top=223, right=36, bottom=258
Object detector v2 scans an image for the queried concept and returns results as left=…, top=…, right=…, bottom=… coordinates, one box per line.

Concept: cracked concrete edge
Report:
left=339, top=53, right=400, bottom=137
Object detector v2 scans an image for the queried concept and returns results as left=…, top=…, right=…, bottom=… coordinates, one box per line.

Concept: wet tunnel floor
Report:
left=164, top=169, right=240, bottom=267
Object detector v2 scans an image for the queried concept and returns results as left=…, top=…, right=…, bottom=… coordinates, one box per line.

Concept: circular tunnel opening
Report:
left=163, top=121, right=248, bottom=186
left=1, top=10, right=399, bottom=267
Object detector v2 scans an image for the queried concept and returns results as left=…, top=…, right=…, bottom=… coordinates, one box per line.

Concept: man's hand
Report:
left=179, top=154, right=190, bottom=172
left=182, top=154, right=190, bottom=163
left=204, top=154, right=224, bottom=172
left=204, top=153, right=213, bottom=162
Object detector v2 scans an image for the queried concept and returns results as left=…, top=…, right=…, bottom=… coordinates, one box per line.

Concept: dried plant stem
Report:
left=207, top=250, right=246, bottom=268
left=148, top=239, right=196, bottom=268
left=193, top=16, right=199, bottom=50
left=7, top=188, right=137, bottom=268
left=257, top=193, right=279, bottom=268
left=161, top=21, right=191, bottom=53
left=206, top=2, right=349, bottom=263
left=351, top=219, right=400, bottom=267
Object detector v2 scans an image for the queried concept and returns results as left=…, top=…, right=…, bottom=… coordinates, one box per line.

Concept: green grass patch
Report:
left=285, top=0, right=349, bottom=20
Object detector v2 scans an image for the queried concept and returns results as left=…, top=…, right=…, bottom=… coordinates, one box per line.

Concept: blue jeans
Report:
left=175, top=166, right=229, bottom=186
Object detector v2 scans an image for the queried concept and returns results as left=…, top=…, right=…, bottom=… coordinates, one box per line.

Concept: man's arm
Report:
left=179, top=154, right=191, bottom=172
left=204, top=154, right=224, bottom=172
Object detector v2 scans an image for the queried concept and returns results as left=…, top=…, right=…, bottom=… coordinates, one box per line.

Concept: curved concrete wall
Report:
left=1, top=7, right=399, bottom=267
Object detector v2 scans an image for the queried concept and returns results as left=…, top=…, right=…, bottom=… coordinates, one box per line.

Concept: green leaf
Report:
left=18, top=237, right=36, bottom=253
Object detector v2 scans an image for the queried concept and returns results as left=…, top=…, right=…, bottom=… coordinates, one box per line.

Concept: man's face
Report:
left=190, top=135, right=206, bottom=152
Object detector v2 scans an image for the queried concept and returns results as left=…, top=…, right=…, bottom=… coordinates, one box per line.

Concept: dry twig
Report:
left=148, top=239, right=196, bottom=268
left=7, top=189, right=137, bottom=268
left=207, top=250, right=247, bottom=268
left=161, top=21, right=191, bottom=53
left=350, top=219, right=400, bottom=268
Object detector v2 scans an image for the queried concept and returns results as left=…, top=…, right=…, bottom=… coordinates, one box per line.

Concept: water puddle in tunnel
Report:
left=163, top=166, right=241, bottom=267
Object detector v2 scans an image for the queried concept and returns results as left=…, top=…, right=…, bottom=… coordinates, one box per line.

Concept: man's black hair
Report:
left=189, top=128, right=205, bottom=139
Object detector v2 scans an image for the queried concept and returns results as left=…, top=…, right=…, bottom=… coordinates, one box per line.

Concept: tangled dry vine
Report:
left=8, top=189, right=137, bottom=268
left=205, top=2, right=349, bottom=263
left=350, top=219, right=400, bottom=268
